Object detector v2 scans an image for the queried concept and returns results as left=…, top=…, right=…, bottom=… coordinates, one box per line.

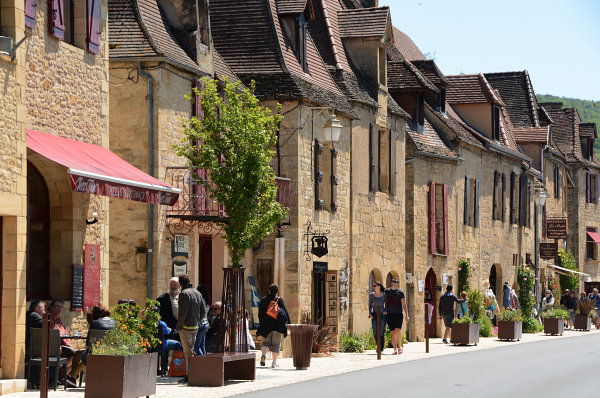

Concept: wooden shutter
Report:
left=25, top=0, right=36, bottom=29
left=50, top=0, right=65, bottom=39
left=586, top=172, right=591, bottom=203
left=595, top=175, right=599, bottom=205
left=389, top=130, right=396, bottom=196
left=464, top=175, right=470, bottom=226
left=369, top=124, right=379, bottom=192
left=331, top=147, right=338, bottom=212
left=86, top=0, right=100, bottom=54
left=501, top=173, right=506, bottom=222
left=194, top=168, right=207, bottom=215
left=428, top=181, right=437, bottom=254
left=442, top=184, right=449, bottom=255
left=493, top=171, right=499, bottom=220
left=474, top=179, right=480, bottom=228
left=519, top=174, right=527, bottom=226
left=315, top=140, right=324, bottom=210
left=193, top=80, right=203, bottom=117
left=510, top=172, right=516, bottom=224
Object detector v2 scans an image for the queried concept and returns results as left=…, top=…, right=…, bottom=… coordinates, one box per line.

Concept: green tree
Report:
left=557, top=249, right=579, bottom=292
left=175, top=78, right=287, bottom=266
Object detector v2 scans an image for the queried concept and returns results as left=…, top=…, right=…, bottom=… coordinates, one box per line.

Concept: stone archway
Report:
left=386, top=271, right=399, bottom=289
left=369, top=268, right=383, bottom=288
left=425, top=268, right=438, bottom=337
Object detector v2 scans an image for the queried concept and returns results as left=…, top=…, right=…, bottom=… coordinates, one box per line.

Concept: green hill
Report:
left=537, top=94, right=600, bottom=157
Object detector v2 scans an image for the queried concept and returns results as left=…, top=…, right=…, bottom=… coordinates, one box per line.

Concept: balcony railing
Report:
left=165, top=167, right=291, bottom=224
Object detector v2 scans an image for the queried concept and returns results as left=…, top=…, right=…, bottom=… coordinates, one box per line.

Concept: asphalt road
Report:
left=236, top=334, right=600, bottom=398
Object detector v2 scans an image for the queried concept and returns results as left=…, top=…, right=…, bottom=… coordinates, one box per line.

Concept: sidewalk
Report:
left=8, top=327, right=600, bottom=397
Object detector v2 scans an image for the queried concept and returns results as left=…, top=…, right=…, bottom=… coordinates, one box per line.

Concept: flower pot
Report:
left=497, top=321, right=522, bottom=341
left=451, top=323, right=479, bottom=346
left=574, top=314, right=592, bottom=331
left=543, top=317, right=564, bottom=335
left=287, top=324, right=318, bottom=370
left=85, top=352, right=158, bottom=398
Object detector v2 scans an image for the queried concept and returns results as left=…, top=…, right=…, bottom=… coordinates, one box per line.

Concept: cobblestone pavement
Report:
left=10, top=328, right=599, bottom=398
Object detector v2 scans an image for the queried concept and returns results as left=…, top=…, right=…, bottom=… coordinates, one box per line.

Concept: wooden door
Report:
left=27, top=163, right=50, bottom=299
left=256, top=259, right=273, bottom=298
left=425, top=268, right=437, bottom=337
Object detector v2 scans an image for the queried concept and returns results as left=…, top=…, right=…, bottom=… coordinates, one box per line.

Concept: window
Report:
left=378, top=47, right=386, bottom=86
left=553, top=165, right=560, bottom=199
left=493, top=171, right=505, bottom=221
left=438, top=88, right=446, bottom=114
left=48, top=0, right=99, bottom=53
left=429, top=182, right=449, bottom=255
left=378, top=130, right=389, bottom=191
left=369, top=126, right=397, bottom=195
left=415, top=94, right=424, bottom=134
left=518, top=173, right=529, bottom=227
left=297, top=14, right=307, bottom=72
left=586, top=173, right=599, bottom=204
left=463, top=176, right=479, bottom=227
left=314, top=140, right=324, bottom=210
left=586, top=228, right=597, bottom=260
left=581, top=138, right=594, bottom=161
left=509, top=172, right=518, bottom=224
left=492, top=105, right=500, bottom=141
left=25, top=0, right=36, bottom=29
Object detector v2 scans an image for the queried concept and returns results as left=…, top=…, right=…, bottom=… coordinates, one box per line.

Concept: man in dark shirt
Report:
left=25, top=300, right=45, bottom=358
left=565, top=291, right=577, bottom=328
left=438, top=285, right=465, bottom=343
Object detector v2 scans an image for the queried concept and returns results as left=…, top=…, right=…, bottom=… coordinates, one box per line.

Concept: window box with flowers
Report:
left=85, top=300, right=160, bottom=398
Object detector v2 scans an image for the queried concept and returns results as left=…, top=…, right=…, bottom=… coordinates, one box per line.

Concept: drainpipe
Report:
left=572, top=167, right=580, bottom=267
left=138, top=62, right=155, bottom=299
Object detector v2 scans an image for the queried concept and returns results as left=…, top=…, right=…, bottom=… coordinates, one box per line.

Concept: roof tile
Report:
left=337, top=7, right=389, bottom=38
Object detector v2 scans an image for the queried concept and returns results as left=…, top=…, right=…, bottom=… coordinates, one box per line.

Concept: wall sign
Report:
left=172, top=235, right=190, bottom=258
left=546, top=218, right=567, bottom=240
left=71, top=265, right=84, bottom=311
left=83, top=244, right=101, bottom=312
left=313, top=261, right=328, bottom=273
left=173, top=261, right=187, bottom=277
left=540, top=242, right=558, bottom=259
left=417, top=280, right=425, bottom=293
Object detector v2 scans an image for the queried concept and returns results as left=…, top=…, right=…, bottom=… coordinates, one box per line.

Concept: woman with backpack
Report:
left=257, top=284, right=290, bottom=368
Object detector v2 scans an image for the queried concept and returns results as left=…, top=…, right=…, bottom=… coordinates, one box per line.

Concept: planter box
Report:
left=497, top=321, right=522, bottom=341
left=543, top=318, right=564, bottom=335
left=85, top=352, right=158, bottom=398
left=451, top=323, right=479, bottom=346
left=574, top=314, right=592, bottom=331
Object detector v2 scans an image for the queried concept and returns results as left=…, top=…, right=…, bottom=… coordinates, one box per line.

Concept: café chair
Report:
left=26, top=328, right=68, bottom=391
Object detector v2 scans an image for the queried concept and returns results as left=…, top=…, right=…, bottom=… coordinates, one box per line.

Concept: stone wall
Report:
left=573, top=167, right=600, bottom=279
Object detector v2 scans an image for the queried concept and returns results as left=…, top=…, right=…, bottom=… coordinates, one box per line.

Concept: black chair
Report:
left=26, top=328, right=68, bottom=391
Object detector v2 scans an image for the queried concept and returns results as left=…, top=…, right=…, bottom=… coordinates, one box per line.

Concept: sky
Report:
left=380, top=0, right=600, bottom=101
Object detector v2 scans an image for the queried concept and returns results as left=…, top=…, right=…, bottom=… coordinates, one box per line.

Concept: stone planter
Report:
left=85, top=352, right=158, bottom=398
left=451, top=323, right=479, bottom=346
left=543, top=317, right=564, bottom=335
left=497, top=321, right=522, bottom=341
left=574, top=314, right=592, bottom=331
left=287, top=324, right=318, bottom=370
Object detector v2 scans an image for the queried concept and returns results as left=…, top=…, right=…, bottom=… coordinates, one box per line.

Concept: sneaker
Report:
left=66, top=377, right=78, bottom=388
left=260, top=355, right=266, bottom=366
left=271, top=362, right=280, bottom=368
left=442, top=339, right=448, bottom=344
left=178, top=376, right=188, bottom=384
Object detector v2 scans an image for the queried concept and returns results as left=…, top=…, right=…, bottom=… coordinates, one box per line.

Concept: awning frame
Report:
left=69, top=168, right=180, bottom=195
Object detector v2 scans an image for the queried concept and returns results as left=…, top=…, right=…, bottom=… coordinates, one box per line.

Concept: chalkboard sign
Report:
left=71, top=265, right=84, bottom=311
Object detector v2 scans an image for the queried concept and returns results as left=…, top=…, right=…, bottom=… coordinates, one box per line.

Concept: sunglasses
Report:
left=392, top=280, right=399, bottom=283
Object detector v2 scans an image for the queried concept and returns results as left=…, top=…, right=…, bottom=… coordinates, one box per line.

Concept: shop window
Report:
left=586, top=228, right=597, bottom=260
left=493, top=171, right=505, bottom=221
left=429, top=182, right=448, bottom=255
left=464, top=176, right=479, bottom=227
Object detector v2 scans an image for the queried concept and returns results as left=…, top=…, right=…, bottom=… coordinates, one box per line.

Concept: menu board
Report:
left=326, top=271, right=338, bottom=333
left=83, top=244, right=101, bottom=312
left=71, top=265, right=84, bottom=311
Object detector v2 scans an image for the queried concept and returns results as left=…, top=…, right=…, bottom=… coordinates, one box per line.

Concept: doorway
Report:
left=256, top=259, right=274, bottom=298
left=489, top=265, right=497, bottom=297
left=312, top=272, right=327, bottom=325
left=27, top=162, right=50, bottom=299
left=198, top=235, right=212, bottom=302
left=425, top=268, right=437, bottom=337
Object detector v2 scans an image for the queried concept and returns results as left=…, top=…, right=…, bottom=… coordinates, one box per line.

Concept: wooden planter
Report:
left=451, top=323, right=479, bottom=346
left=287, top=324, right=318, bottom=370
left=543, top=317, right=564, bottom=335
left=85, top=352, right=158, bottom=398
left=497, top=321, right=522, bottom=341
left=574, top=314, right=592, bottom=331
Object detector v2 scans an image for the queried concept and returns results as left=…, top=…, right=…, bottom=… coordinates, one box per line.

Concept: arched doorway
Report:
left=27, top=162, right=50, bottom=299
left=425, top=268, right=437, bottom=337
left=369, top=269, right=383, bottom=288
left=489, top=265, right=497, bottom=298
left=386, top=271, right=399, bottom=289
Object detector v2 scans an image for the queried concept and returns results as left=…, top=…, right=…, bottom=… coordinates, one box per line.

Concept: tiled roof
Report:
left=484, top=71, right=540, bottom=128
left=410, top=60, right=449, bottom=87
left=308, top=0, right=351, bottom=70
left=446, top=74, right=504, bottom=106
left=337, top=7, right=389, bottom=38
left=276, top=0, right=307, bottom=14
left=580, top=123, right=597, bottom=138
left=392, top=26, right=425, bottom=61
left=441, top=105, right=485, bottom=149
left=213, top=50, right=242, bottom=85
left=331, top=68, right=378, bottom=107
left=406, top=116, right=458, bottom=159
left=512, top=127, right=549, bottom=144
left=388, top=96, right=410, bottom=119
left=541, top=103, right=585, bottom=164
left=109, top=0, right=203, bottom=73
left=387, top=61, right=438, bottom=93
left=386, top=41, right=404, bottom=62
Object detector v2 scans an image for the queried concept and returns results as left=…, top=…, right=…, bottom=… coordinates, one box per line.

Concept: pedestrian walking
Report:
left=368, top=281, right=387, bottom=352
left=457, top=291, right=468, bottom=319
left=559, top=289, right=570, bottom=306
left=438, top=285, right=464, bottom=344
left=385, top=277, right=408, bottom=355
left=588, top=288, right=600, bottom=328
left=176, top=274, right=205, bottom=384
left=257, top=284, right=290, bottom=368
left=565, top=290, right=577, bottom=329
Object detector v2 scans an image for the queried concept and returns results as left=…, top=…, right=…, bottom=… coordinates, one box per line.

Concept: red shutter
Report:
left=331, top=147, right=338, bottom=212
left=193, top=169, right=207, bottom=215
left=86, top=0, right=100, bottom=54
left=443, top=183, right=449, bottom=255
left=25, top=0, right=36, bottom=29
left=315, top=140, right=324, bottom=210
left=429, top=181, right=437, bottom=254
left=50, top=0, right=65, bottom=40
left=595, top=175, right=599, bottom=205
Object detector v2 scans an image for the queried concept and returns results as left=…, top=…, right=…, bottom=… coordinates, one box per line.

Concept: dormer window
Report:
left=492, top=105, right=500, bottom=141
left=297, top=13, right=307, bottom=72
left=415, top=93, right=424, bottom=134
left=378, top=47, right=386, bottom=86
left=438, top=88, right=446, bottom=114
left=581, top=137, right=594, bottom=161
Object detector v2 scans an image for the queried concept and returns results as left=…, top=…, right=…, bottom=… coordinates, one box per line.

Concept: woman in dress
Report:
left=368, top=281, right=387, bottom=353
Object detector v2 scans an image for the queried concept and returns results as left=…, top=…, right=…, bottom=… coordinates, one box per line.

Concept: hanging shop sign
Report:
left=173, top=260, right=187, bottom=277
left=546, top=218, right=567, bottom=240
left=540, top=242, right=558, bottom=259
left=303, top=221, right=330, bottom=261
left=313, top=261, right=328, bottom=273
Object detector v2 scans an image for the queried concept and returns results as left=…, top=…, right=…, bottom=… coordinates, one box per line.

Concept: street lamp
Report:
left=534, top=189, right=548, bottom=314
left=322, top=113, right=343, bottom=144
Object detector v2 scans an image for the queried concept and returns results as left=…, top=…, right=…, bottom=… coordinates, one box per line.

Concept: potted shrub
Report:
left=541, top=307, right=570, bottom=336
left=497, top=308, right=523, bottom=341
left=451, top=316, right=479, bottom=346
left=574, top=300, right=596, bottom=331
left=85, top=300, right=160, bottom=398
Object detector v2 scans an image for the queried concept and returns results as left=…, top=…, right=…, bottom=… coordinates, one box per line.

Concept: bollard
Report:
left=376, top=307, right=381, bottom=360
left=40, top=313, right=50, bottom=398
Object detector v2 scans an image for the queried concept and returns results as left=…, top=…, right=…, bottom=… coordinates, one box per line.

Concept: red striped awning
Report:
left=26, top=129, right=180, bottom=205
left=587, top=230, right=600, bottom=245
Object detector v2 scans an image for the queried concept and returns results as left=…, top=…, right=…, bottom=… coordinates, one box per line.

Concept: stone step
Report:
left=0, top=379, right=27, bottom=395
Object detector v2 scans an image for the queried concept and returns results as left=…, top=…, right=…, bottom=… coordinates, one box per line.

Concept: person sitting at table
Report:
left=25, top=300, right=45, bottom=359
left=205, top=302, right=222, bottom=354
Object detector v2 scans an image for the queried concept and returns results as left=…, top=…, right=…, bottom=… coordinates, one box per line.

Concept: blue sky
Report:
left=381, top=0, right=600, bottom=101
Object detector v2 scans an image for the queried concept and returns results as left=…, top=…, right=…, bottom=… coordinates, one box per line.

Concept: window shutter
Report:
left=315, top=140, right=324, bottom=210
left=586, top=172, right=591, bottom=203
left=464, top=175, right=470, bottom=226
left=493, top=171, right=499, bottom=220
left=25, top=0, right=36, bottom=29
left=501, top=173, right=506, bottom=222
left=193, top=169, right=207, bottom=215
left=595, top=175, right=599, bottom=205
left=474, top=179, right=480, bottom=228
left=443, top=184, right=449, bottom=255
left=331, top=147, right=338, bottom=212
left=193, top=80, right=203, bottom=118
left=429, top=181, right=437, bottom=254
left=519, top=174, right=527, bottom=226
left=369, top=124, right=379, bottom=192
left=50, top=0, right=65, bottom=40
left=86, top=0, right=100, bottom=54
left=389, top=130, right=396, bottom=196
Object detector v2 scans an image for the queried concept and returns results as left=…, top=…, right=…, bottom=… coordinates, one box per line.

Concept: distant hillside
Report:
left=537, top=94, right=600, bottom=157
